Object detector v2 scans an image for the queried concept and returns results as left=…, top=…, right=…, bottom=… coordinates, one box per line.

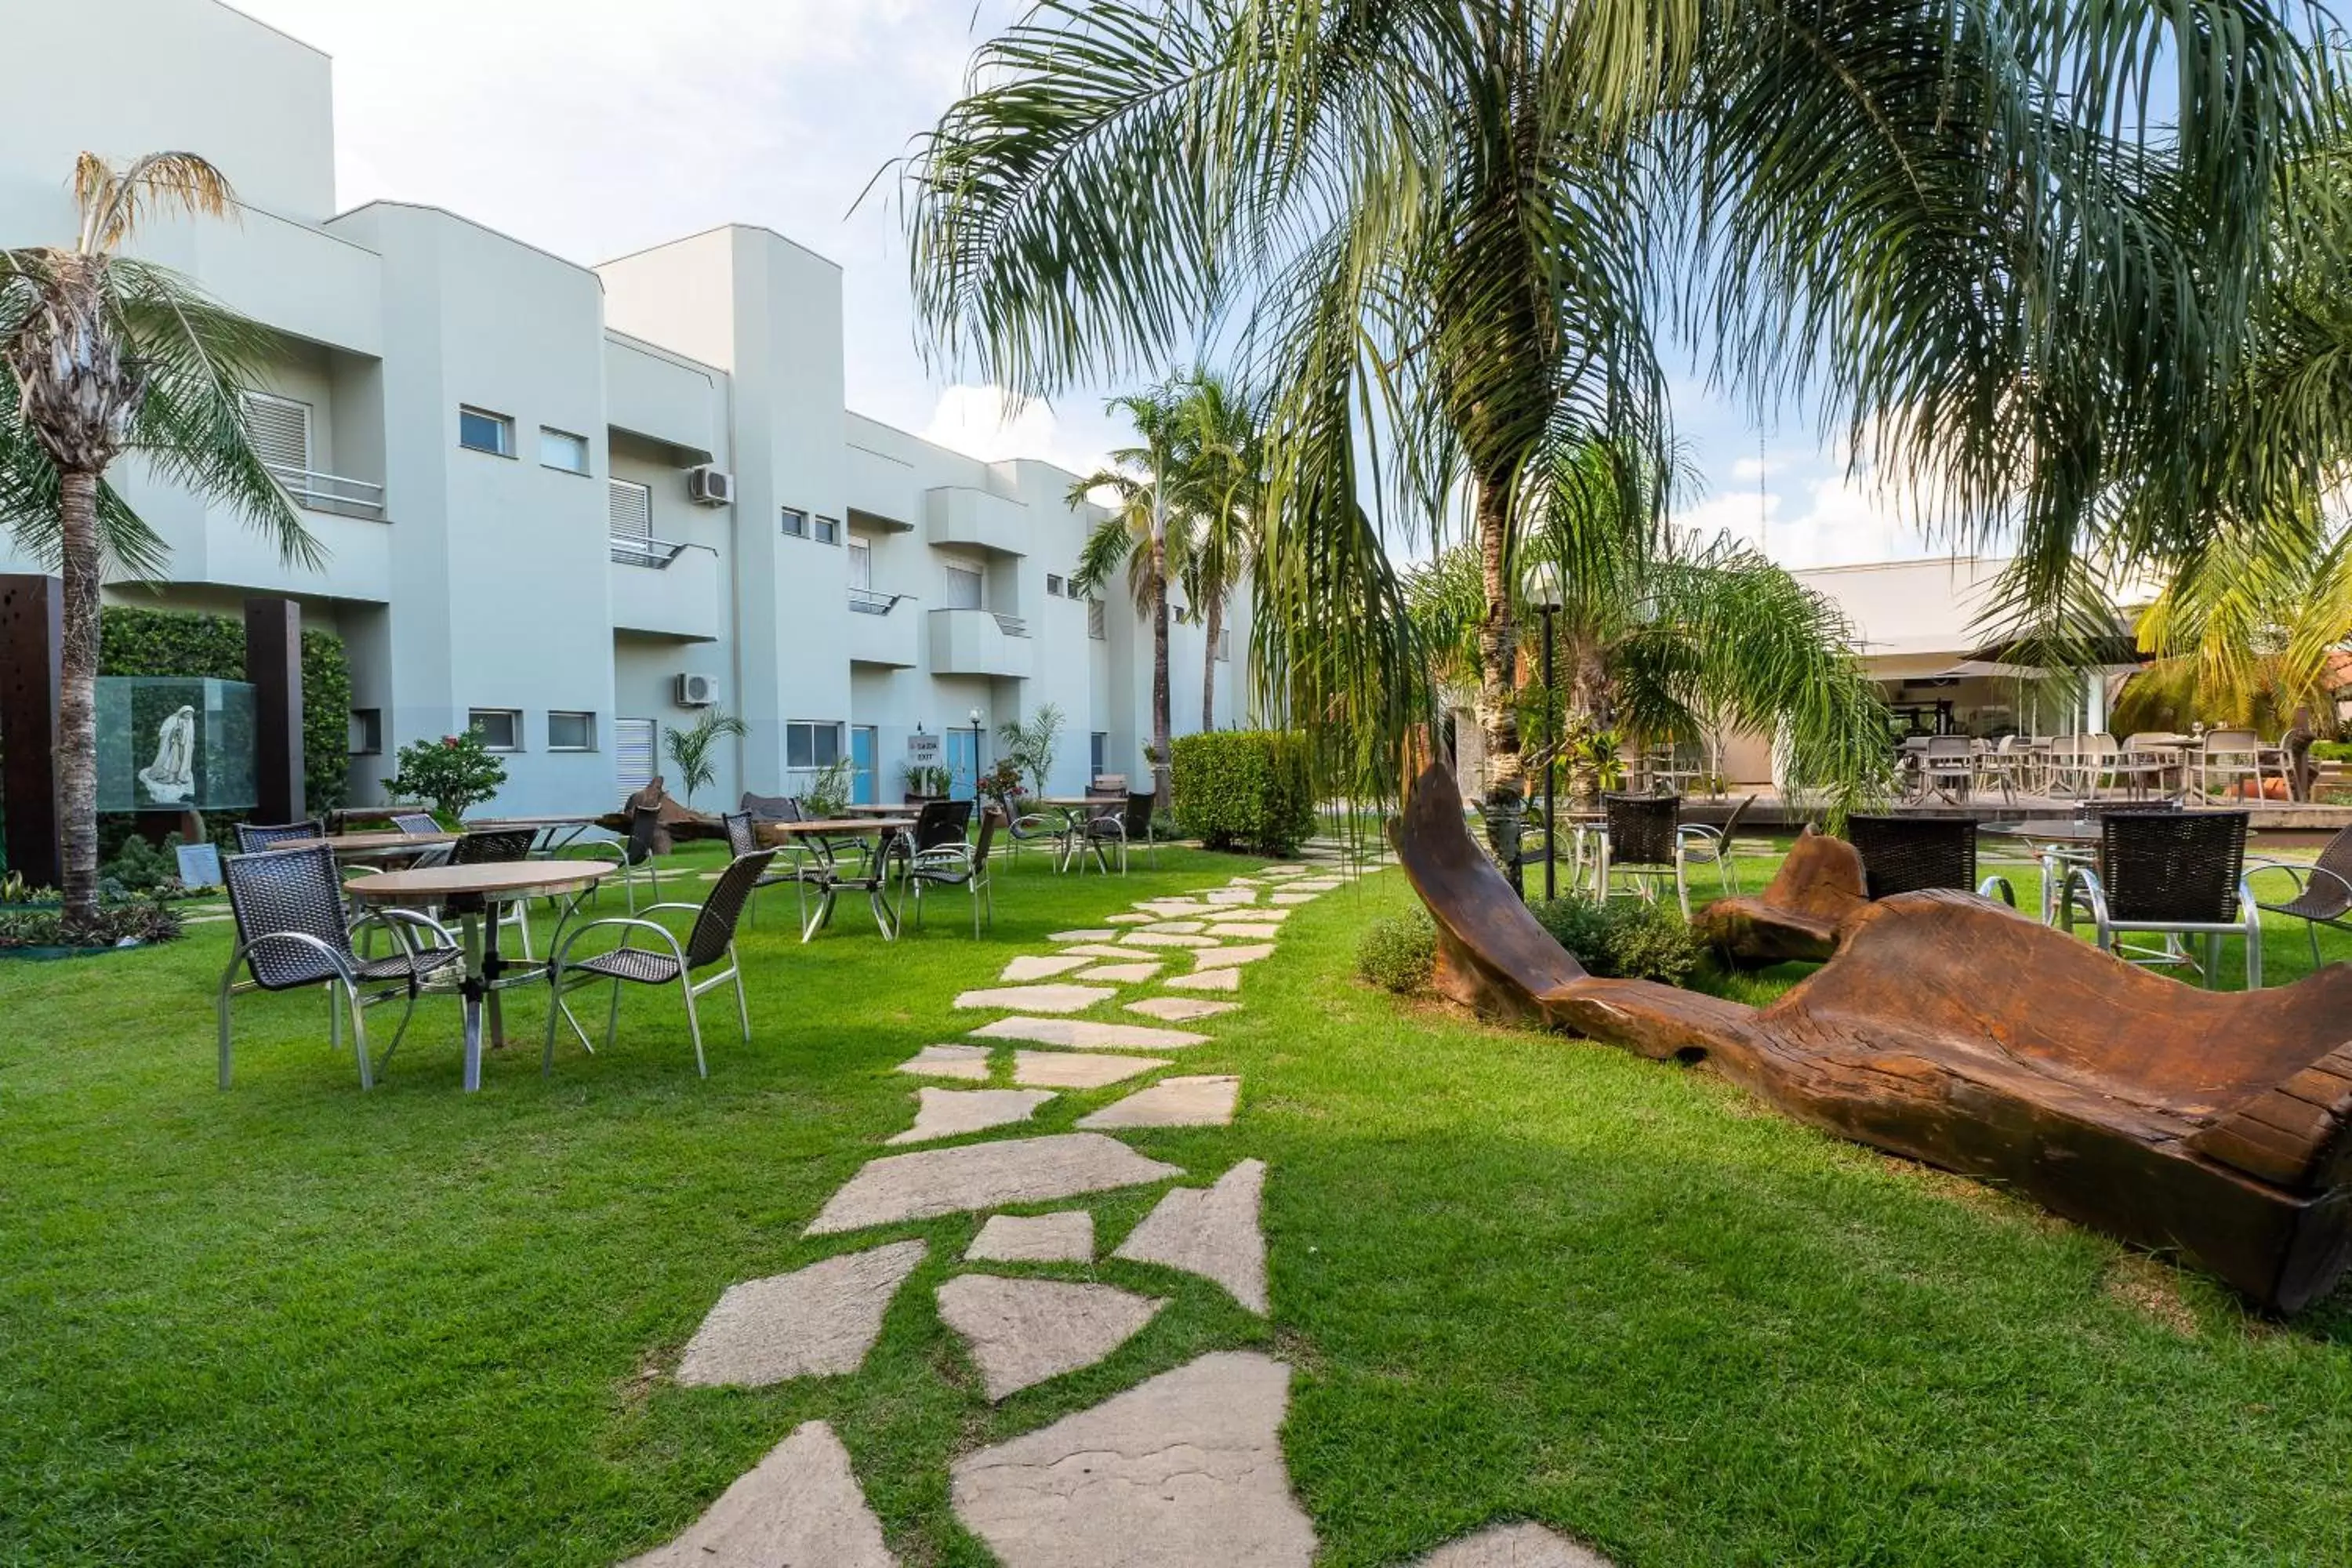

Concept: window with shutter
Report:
left=241, top=393, right=310, bottom=477
left=1087, top=599, right=1107, bottom=640
left=608, top=478, right=652, bottom=539
left=615, top=718, right=657, bottom=794
left=944, top=564, right=983, bottom=610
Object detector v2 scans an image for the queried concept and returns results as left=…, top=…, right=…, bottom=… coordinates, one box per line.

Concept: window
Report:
left=241, top=391, right=311, bottom=477
left=539, top=426, right=590, bottom=474
left=943, top=563, right=984, bottom=610
left=781, top=506, right=808, bottom=539
left=786, top=720, right=843, bottom=771
left=1046, top=574, right=1065, bottom=597
left=548, top=711, right=597, bottom=751
left=847, top=537, right=872, bottom=590
left=615, top=717, right=657, bottom=794
left=468, top=708, right=522, bottom=752
left=609, top=477, right=652, bottom=537
left=1218, top=628, right=1233, bottom=662
left=1091, top=731, right=1108, bottom=778
left=349, top=707, right=382, bottom=756
left=1087, top=598, right=1107, bottom=640
left=812, top=514, right=840, bottom=546
left=459, top=406, right=514, bottom=456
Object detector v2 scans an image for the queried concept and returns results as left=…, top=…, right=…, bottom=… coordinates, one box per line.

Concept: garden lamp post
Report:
left=969, top=707, right=984, bottom=808
left=1523, top=561, right=1566, bottom=901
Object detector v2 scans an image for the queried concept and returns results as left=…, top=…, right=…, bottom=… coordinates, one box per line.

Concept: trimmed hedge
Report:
left=1171, top=730, right=1316, bottom=855
left=100, top=604, right=352, bottom=811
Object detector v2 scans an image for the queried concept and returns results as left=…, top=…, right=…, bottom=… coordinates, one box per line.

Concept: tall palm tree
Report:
left=1, top=153, right=310, bottom=927
left=1172, top=370, right=1265, bottom=731
left=1069, top=380, right=1192, bottom=806
left=905, top=0, right=2317, bottom=807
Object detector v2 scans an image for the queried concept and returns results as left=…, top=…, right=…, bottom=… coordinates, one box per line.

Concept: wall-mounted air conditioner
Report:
left=675, top=672, right=718, bottom=706
left=687, top=466, right=735, bottom=506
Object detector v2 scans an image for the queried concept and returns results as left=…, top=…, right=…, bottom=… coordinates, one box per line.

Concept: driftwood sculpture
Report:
left=1691, top=827, right=1867, bottom=965
left=1395, top=758, right=2352, bottom=1312
left=595, top=777, right=723, bottom=853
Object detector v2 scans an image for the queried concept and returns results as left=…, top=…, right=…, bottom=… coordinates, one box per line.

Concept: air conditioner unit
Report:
left=687, top=466, right=735, bottom=506
left=675, top=672, right=718, bottom=706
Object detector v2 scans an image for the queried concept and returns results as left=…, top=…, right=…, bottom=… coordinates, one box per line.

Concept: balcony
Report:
left=848, top=588, right=920, bottom=667
left=924, top=485, right=1029, bottom=557
left=270, top=465, right=385, bottom=521
left=609, top=536, right=720, bottom=641
left=929, top=607, right=1033, bottom=679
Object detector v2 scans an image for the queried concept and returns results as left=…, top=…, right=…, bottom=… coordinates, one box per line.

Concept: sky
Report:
left=231, top=0, right=1944, bottom=572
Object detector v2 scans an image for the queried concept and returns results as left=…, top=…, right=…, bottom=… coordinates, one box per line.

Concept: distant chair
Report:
left=1915, top=737, right=1975, bottom=804
left=2199, top=729, right=2286, bottom=803
left=1678, top=795, right=1756, bottom=898
left=721, top=809, right=817, bottom=927
left=2251, top=823, right=2352, bottom=971
left=450, top=827, right=541, bottom=956
left=234, top=819, right=323, bottom=853
left=911, top=808, right=1000, bottom=934
left=542, top=849, right=777, bottom=1078
left=1845, top=815, right=1983, bottom=899
left=2061, top=809, right=2260, bottom=988
left=216, top=844, right=462, bottom=1091
left=577, top=805, right=662, bottom=912
left=389, top=812, right=441, bottom=836
left=1599, top=793, right=1688, bottom=916
left=1090, top=774, right=1129, bottom=797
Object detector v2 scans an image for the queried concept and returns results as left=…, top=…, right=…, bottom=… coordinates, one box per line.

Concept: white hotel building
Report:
left=0, top=0, right=1249, bottom=813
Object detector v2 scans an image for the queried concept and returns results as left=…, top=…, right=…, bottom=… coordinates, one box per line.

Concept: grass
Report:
left=3, top=837, right=2351, bottom=1565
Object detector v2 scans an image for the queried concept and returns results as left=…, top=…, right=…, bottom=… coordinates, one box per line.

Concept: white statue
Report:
left=138, top=705, right=197, bottom=804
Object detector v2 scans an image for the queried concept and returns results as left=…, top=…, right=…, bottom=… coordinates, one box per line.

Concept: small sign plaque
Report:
left=176, top=841, right=224, bottom=890
left=906, top=731, right=942, bottom=764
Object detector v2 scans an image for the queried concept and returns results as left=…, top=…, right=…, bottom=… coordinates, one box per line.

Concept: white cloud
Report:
left=920, top=384, right=1110, bottom=480
left=1675, top=467, right=1936, bottom=570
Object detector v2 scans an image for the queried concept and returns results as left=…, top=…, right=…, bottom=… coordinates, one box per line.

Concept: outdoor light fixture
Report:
left=969, top=708, right=985, bottom=806
left=1523, top=561, right=1564, bottom=898
left=1523, top=558, right=1564, bottom=612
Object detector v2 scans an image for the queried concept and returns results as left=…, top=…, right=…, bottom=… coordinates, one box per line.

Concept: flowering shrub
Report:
left=980, top=758, right=1028, bottom=811
left=383, top=731, right=507, bottom=819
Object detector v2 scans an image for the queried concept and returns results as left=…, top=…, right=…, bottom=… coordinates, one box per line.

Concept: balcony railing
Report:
left=993, top=613, right=1031, bottom=638
left=270, top=465, right=385, bottom=521
left=609, top=532, right=691, bottom=568
left=849, top=587, right=909, bottom=616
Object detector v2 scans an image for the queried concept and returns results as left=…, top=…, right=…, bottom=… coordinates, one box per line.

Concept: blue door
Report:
left=851, top=726, right=877, bottom=805
left=946, top=730, right=980, bottom=803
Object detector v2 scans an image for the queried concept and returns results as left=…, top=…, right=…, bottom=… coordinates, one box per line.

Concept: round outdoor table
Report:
left=1981, top=819, right=2103, bottom=926
left=756, top=818, right=917, bottom=940
left=345, top=860, right=609, bottom=1091
left=1030, top=797, right=1121, bottom=872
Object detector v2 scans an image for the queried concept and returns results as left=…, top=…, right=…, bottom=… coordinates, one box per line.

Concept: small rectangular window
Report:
left=812, top=514, right=840, bottom=546
left=847, top=537, right=872, bottom=590
left=1091, top=731, right=1107, bottom=777
left=241, top=391, right=312, bottom=476
left=786, top=720, right=842, bottom=771
left=539, top=426, right=590, bottom=474
left=468, top=708, right=522, bottom=752
left=615, top=717, right=657, bottom=793
left=1087, top=599, right=1107, bottom=641
left=1218, top=628, right=1232, bottom=662
left=781, top=507, right=808, bottom=539
left=944, top=564, right=984, bottom=610
left=609, top=477, right=652, bottom=539
left=548, top=710, right=596, bottom=751
left=349, top=707, right=382, bottom=756
left=459, top=406, right=514, bottom=457
left=1047, top=574, right=1065, bottom=597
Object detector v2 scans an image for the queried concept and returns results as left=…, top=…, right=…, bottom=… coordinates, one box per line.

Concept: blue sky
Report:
left=236, top=0, right=1937, bottom=570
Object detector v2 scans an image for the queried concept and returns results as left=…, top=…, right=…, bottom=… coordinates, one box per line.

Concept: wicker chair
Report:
left=911, top=808, right=1000, bottom=933
left=1677, top=795, right=1756, bottom=898
left=2249, top=824, right=2352, bottom=972
left=2060, top=810, right=2260, bottom=988
left=1599, top=793, right=1690, bottom=916
left=234, top=819, right=324, bottom=852
left=575, top=805, right=663, bottom=912
left=216, top=845, right=462, bottom=1090
left=1070, top=791, right=1157, bottom=874
left=389, top=812, right=441, bottom=836
left=542, top=848, right=777, bottom=1077
left=721, top=809, right=822, bottom=928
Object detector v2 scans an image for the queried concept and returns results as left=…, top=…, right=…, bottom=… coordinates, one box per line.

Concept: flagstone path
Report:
left=675, top=1242, right=926, bottom=1387
left=1416, top=1522, right=1616, bottom=1566
left=807, top=1134, right=1181, bottom=1234
left=936, top=1275, right=1167, bottom=1400
left=620, top=1421, right=896, bottom=1568
left=967, top=1210, right=1094, bottom=1263
left=1112, top=1160, right=1269, bottom=1313
left=1076, top=1074, right=1239, bottom=1130
left=890, top=1087, right=1054, bottom=1145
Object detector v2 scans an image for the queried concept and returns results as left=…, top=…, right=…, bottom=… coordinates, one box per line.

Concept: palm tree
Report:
left=1, top=152, right=310, bottom=927
left=1069, top=379, right=1194, bottom=808
left=1171, top=370, right=1265, bottom=731
left=905, top=0, right=2317, bottom=807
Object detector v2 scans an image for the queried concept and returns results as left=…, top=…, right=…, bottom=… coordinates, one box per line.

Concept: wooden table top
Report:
left=757, top=817, right=916, bottom=839
left=1034, top=797, right=1120, bottom=808
left=465, top=815, right=599, bottom=829
left=344, top=861, right=612, bottom=899
left=838, top=803, right=920, bottom=815
left=278, top=831, right=456, bottom=853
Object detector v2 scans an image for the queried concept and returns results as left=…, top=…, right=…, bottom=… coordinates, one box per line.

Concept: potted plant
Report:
left=902, top=762, right=953, bottom=804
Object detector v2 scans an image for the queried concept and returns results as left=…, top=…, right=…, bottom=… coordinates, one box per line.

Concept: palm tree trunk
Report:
left=1151, top=556, right=1173, bottom=810
left=56, top=469, right=103, bottom=929
left=1200, top=593, right=1221, bottom=732
left=1473, top=476, right=1520, bottom=806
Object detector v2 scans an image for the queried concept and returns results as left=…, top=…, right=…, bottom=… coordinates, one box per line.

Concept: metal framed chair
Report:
left=1915, top=737, right=1975, bottom=803
left=389, top=812, right=441, bottom=836
left=1598, top=793, right=1690, bottom=916
left=1844, top=815, right=1980, bottom=896
left=216, top=845, right=462, bottom=1090
left=575, top=805, right=663, bottom=912
left=234, top=819, right=324, bottom=852
left=2060, top=810, right=2260, bottom=988
left=720, top=809, right=817, bottom=928
left=2198, top=729, right=2286, bottom=803
left=1676, top=795, right=1755, bottom=898
left=543, top=848, right=777, bottom=1077
left=911, top=808, right=1000, bottom=934
left=2249, top=823, right=2352, bottom=973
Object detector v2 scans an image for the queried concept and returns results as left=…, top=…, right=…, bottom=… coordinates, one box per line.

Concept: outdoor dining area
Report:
left=1895, top=727, right=2307, bottom=805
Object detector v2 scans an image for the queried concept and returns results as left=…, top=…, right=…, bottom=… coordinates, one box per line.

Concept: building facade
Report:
left=0, top=0, right=1249, bottom=814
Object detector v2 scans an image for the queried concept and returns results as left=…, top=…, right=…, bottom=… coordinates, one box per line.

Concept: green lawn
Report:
left=4, top=840, right=2350, bottom=1566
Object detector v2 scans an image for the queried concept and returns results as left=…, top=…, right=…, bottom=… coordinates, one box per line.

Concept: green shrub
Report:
left=383, top=731, right=508, bottom=818
left=100, top=832, right=188, bottom=896
left=1357, top=908, right=1436, bottom=993
left=1531, top=894, right=1702, bottom=986
left=0, top=898, right=182, bottom=950
left=2310, top=741, right=2352, bottom=763
left=1171, top=730, right=1316, bottom=855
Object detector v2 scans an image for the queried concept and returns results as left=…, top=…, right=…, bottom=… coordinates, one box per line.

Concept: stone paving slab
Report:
left=1112, top=1159, right=1268, bottom=1313
left=1072, top=962, right=1162, bottom=983
left=1269, top=891, right=1319, bottom=905
left=1010, top=1051, right=1167, bottom=1089
left=1207, top=922, right=1285, bottom=940
left=1165, top=967, right=1241, bottom=993
left=808, top=1135, right=1181, bottom=1235
left=1077, top=1075, right=1239, bottom=1130
left=889, top=1087, right=1054, bottom=1145
left=1192, top=942, right=1276, bottom=968
left=953, top=984, right=1117, bottom=1014
left=966, top=1210, right=1094, bottom=1263
left=1104, top=913, right=1154, bottom=924
left=1046, top=928, right=1116, bottom=942
left=1056, top=943, right=1160, bottom=960
left=1138, top=901, right=1219, bottom=916
left=1201, top=887, right=1261, bottom=905
left=950, top=1351, right=1313, bottom=1568
left=1414, top=1523, right=1616, bottom=1566
left=676, top=1241, right=927, bottom=1385
left=620, top=1420, right=897, bottom=1568
left=1000, top=954, right=1094, bottom=982
left=937, top=1274, right=1168, bottom=1400
left=1138, top=920, right=1208, bottom=934
left=1125, top=996, right=1240, bottom=1022
left=1124, top=931, right=1219, bottom=949
left=970, top=1016, right=1208, bottom=1051
left=896, top=1044, right=994, bottom=1081
left=1288, top=879, right=1345, bottom=891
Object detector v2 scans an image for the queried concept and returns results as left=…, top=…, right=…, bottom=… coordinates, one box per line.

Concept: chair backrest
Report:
left=2308, top=825, right=2352, bottom=914
left=390, top=812, right=441, bottom=836
left=450, top=828, right=535, bottom=865
left=973, top=808, right=1002, bottom=866
left=1123, top=790, right=1156, bottom=840
left=1923, top=736, right=1973, bottom=764
left=914, top=799, right=974, bottom=852
left=739, top=791, right=798, bottom=822
left=1717, top=794, right=1756, bottom=846
left=2100, top=810, right=2247, bottom=924
left=2075, top=798, right=2180, bottom=819
left=2122, top=732, right=2173, bottom=756
left=2205, top=728, right=2261, bottom=752
left=684, top=850, right=778, bottom=968
left=720, top=810, right=758, bottom=858
left=223, top=845, right=353, bottom=989
left=234, top=819, right=324, bottom=853
left=625, top=805, right=662, bottom=866
left=1091, top=774, right=1128, bottom=796
left=1602, top=793, right=1679, bottom=868
left=1844, top=815, right=1977, bottom=898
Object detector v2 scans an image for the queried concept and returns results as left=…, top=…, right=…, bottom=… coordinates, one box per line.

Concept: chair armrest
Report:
left=630, top=902, right=708, bottom=920
left=227, top=929, right=359, bottom=989
left=548, top=916, right=688, bottom=971
left=354, top=908, right=459, bottom=950
left=2058, top=864, right=2109, bottom=930
left=1974, top=874, right=2017, bottom=908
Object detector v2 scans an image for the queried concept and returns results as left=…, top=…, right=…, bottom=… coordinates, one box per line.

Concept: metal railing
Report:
left=848, top=587, right=906, bottom=615
left=270, top=465, right=385, bottom=521
left=609, top=532, right=690, bottom=568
